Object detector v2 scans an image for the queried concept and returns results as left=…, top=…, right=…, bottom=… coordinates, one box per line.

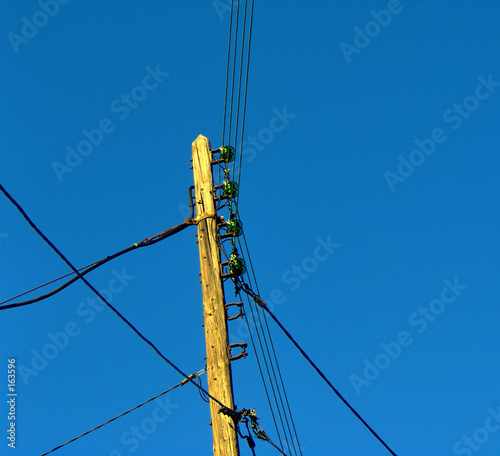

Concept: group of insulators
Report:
left=214, top=145, right=246, bottom=278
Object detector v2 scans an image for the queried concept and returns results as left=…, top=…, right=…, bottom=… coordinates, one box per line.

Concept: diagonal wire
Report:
left=239, top=291, right=283, bottom=449
left=222, top=0, right=235, bottom=148
left=219, top=241, right=289, bottom=451
left=0, top=222, right=189, bottom=310
left=238, top=233, right=302, bottom=454
left=227, top=0, right=241, bottom=149
left=40, top=368, right=206, bottom=456
left=234, top=0, right=255, bottom=215
left=0, top=259, right=100, bottom=305
left=220, top=243, right=293, bottom=454
left=238, top=240, right=298, bottom=455
left=231, top=0, right=249, bottom=186
left=0, top=183, right=230, bottom=412
left=239, top=290, right=288, bottom=452
left=240, top=281, right=399, bottom=456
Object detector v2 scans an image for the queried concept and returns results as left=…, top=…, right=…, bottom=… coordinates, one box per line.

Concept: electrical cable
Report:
left=39, top=368, right=206, bottom=456
left=0, top=222, right=189, bottom=310
left=0, top=184, right=231, bottom=413
left=222, top=0, right=235, bottom=148
left=241, top=286, right=294, bottom=455
left=231, top=0, right=249, bottom=185
left=0, top=260, right=100, bottom=306
left=234, top=0, right=255, bottom=215
left=227, top=0, right=241, bottom=149
left=238, top=234, right=302, bottom=455
left=239, top=290, right=286, bottom=451
left=219, top=242, right=293, bottom=455
left=239, top=281, right=399, bottom=456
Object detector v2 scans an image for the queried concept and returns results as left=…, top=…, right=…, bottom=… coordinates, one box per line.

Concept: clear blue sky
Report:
left=2, top=1, right=499, bottom=455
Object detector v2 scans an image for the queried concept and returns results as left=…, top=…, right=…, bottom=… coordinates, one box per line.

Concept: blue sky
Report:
left=1, top=1, right=499, bottom=455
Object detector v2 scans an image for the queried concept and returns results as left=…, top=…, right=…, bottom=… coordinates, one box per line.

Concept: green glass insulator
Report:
left=223, top=181, right=239, bottom=198
left=220, top=146, right=235, bottom=163
left=229, top=254, right=246, bottom=276
left=226, top=218, right=243, bottom=237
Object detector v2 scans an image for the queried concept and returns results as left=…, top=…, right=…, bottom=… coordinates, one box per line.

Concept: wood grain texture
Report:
left=192, top=135, right=240, bottom=456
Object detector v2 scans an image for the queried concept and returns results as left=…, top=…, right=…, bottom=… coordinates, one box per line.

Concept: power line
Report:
left=240, top=290, right=292, bottom=453
left=234, top=0, right=255, bottom=216
left=0, top=259, right=100, bottom=306
left=239, top=281, right=399, bottom=456
left=0, top=222, right=190, bottom=310
left=40, top=368, right=206, bottom=456
left=222, top=0, right=235, bottom=148
left=231, top=0, right=249, bottom=184
left=237, top=235, right=301, bottom=455
left=0, top=183, right=231, bottom=412
left=220, top=240, right=294, bottom=453
left=227, top=0, right=241, bottom=148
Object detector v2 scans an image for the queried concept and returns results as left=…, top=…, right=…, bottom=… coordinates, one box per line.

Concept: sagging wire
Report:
left=40, top=368, right=207, bottom=456
left=0, top=221, right=191, bottom=310
left=236, top=234, right=302, bottom=455
left=0, top=184, right=232, bottom=415
left=221, top=408, right=289, bottom=456
left=238, top=280, right=399, bottom=456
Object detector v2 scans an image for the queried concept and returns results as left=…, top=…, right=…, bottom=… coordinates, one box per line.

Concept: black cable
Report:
left=219, top=242, right=286, bottom=451
left=196, top=370, right=211, bottom=404
left=231, top=0, right=249, bottom=185
left=0, top=223, right=189, bottom=310
left=0, top=260, right=100, bottom=306
left=222, top=0, right=235, bottom=148
left=0, top=184, right=231, bottom=412
left=239, top=291, right=285, bottom=451
left=239, top=234, right=302, bottom=455
left=238, top=420, right=257, bottom=456
left=234, top=0, right=255, bottom=215
left=221, top=236, right=297, bottom=451
left=227, top=0, right=241, bottom=148
left=241, top=286, right=294, bottom=455
left=240, top=281, right=398, bottom=456
left=40, top=368, right=206, bottom=456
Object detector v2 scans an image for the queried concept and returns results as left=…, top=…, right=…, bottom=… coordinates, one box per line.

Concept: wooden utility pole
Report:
left=192, top=135, right=240, bottom=456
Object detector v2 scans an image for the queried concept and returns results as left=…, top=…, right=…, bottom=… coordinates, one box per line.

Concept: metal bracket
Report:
left=212, top=184, right=226, bottom=201
left=225, top=302, right=244, bottom=321
left=228, top=343, right=248, bottom=361
left=220, top=261, right=232, bottom=278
